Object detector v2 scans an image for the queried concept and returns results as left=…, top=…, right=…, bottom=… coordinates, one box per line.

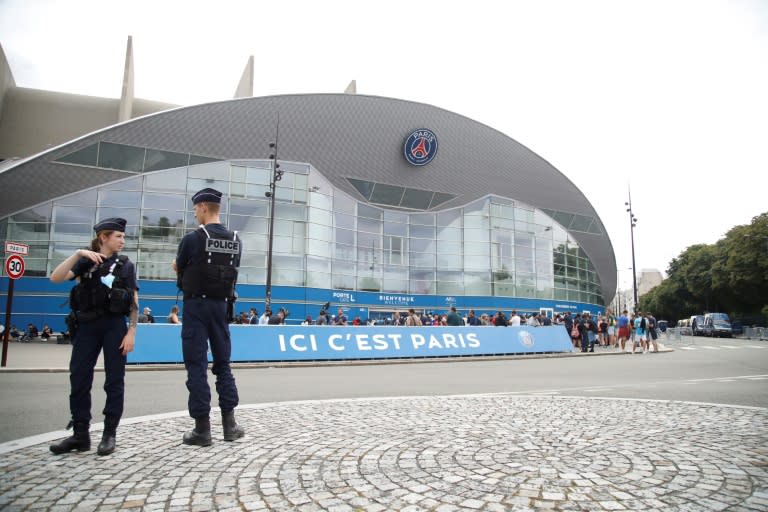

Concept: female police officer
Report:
left=49, top=217, right=138, bottom=456
left=172, top=188, right=244, bottom=446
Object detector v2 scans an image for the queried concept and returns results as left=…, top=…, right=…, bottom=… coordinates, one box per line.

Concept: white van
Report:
left=703, top=312, right=732, bottom=338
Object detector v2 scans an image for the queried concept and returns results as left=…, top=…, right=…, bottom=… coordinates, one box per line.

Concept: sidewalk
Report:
left=0, top=340, right=100, bottom=371
left=0, top=394, right=765, bottom=511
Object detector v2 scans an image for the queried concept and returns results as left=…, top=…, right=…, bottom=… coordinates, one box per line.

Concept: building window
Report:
left=55, top=143, right=98, bottom=166
left=144, top=149, right=189, bottom=172
left=98, top=142, right=145, bottom=172
left=386, top=235, right=403, bottom=265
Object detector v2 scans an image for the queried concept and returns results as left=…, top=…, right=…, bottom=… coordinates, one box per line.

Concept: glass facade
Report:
left=0, top=159, right=604, bottom=306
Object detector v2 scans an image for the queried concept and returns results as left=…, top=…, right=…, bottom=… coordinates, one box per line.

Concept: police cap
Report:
left=94, top=217, right=127, bottom=233
left=192, top=188, right=222, bottom=205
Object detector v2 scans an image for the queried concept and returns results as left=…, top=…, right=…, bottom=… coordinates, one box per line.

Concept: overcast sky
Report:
left=1, top=0, right=766, bottom=289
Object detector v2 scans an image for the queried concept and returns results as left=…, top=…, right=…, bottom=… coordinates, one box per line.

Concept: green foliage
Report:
left=638, top=212, right=768, bottom=323
left=140, top=216, right=183, bottom=239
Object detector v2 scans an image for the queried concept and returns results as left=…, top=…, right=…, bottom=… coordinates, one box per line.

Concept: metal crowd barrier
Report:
left=744, top=327, right=767, bottom=341
left=660, top=327, right=689, bottom=346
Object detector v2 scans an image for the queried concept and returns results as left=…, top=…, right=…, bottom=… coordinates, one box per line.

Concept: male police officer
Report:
left=172, top=188, right=244, bottom=446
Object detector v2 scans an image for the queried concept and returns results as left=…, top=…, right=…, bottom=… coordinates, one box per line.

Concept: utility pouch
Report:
left=202, top=265, right=238, bottom=299
left=69, top=283, right=85, bottom=311
left=108, top=287, right=132, bottom=314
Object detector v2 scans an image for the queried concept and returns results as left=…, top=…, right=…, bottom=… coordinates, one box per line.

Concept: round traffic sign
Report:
left=5, top=254, right=24, bottom=280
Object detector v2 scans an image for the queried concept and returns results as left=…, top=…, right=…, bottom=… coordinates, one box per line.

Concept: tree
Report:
left=158, top=216, right=172, bottom=238
left=716, top=213, right=768, bottom=311
left=681, top=244, right=717, bottom=310
left=638, top=212, right=768, bottom=323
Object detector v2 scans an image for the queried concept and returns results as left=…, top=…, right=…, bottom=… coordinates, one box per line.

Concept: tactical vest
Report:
left=181, top=226, right=239, bottom=299
left=69, top=255, right=133, bottom=316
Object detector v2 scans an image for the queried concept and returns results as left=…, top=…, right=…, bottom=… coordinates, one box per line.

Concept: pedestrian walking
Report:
left=647, top=312, right=659, bottom=352
left=48, top=217, right=138, bottom=456
left=633, top=312, right=648, bottom=354
left=617, top=310, right=630, bottom=351
left=172, top=188, right=244, bottom=446
left=582, top=313, right=598, bottom=352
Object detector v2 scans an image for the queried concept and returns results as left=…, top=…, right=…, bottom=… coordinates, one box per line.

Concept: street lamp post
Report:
left=625, top=189, right=638, bottom=313
left=264, top=118, right=284, bottom=310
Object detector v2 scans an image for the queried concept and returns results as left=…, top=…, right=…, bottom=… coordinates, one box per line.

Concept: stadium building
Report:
left=0, top=39, right=617, bottom=329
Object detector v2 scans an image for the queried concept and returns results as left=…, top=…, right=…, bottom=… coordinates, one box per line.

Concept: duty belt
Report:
left=185, top=294, right=225, bottom=300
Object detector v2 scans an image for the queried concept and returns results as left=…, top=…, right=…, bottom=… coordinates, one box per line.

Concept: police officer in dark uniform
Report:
left=49, top=217, right=139, bottom=456
left=172, top=188, right=244, bottom=446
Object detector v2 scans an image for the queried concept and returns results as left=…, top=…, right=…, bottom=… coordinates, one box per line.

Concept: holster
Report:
left=226, top=295, right=236, bottom=323
left=65, top=311, right=79, bottom=338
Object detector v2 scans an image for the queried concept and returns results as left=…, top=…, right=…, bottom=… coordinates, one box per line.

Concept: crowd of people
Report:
left=557, top=309, right=660, bottom=353
left=222, top=305, right=658, bottom=349
left=222, top=306, right=662, bottom=352
left=5, top=307, right=661, bottom=356
left=1, top=322, right=56, bottom=342
left=137, top=306, right=180, bottom=324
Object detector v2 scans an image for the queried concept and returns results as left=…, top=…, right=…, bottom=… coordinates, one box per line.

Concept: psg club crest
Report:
left=518, top=330, right=535, bottom=347
left=403, top=128, right=438, bottom=166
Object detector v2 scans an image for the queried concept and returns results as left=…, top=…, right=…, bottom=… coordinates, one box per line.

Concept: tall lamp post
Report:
left=264, top=117, right=284, bottom=310
left=625, top=189, right=638, bottom=313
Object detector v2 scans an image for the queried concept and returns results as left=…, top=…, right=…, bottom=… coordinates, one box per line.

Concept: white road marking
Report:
left=686, top=374, right=768, bottom=383
left=674, top=343, right=765, bottom=351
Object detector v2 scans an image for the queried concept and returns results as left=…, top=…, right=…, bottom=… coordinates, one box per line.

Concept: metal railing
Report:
left=659, top=327, right=691, bottom=346
left=743, top=327, right=768, bottom=341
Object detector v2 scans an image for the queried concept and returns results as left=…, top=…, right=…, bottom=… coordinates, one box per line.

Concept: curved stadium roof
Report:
left=0, top=93, right=617, bottom=301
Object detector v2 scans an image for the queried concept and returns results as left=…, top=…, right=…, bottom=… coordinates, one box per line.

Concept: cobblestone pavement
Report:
left=0, top=395, right=766, bottom=511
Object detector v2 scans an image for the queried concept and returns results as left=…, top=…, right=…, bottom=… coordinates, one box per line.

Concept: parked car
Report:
left=690, top=315, right=706, bottom=336
left=704, top=312, right=732, bottom=338
left=657, top=320, right=669, bottom=333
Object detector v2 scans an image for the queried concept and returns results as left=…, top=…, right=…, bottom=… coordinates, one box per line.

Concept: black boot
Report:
left=183, top=416, right=212, bottom=446
left=222, top=409, right=245, bottom=441
left=50, top=421, right=90, bottom=454
left=97, top=416, right=119, bottom=456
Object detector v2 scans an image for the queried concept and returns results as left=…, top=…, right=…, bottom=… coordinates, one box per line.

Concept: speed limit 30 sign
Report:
left=5, top=254, right=25, bottom=279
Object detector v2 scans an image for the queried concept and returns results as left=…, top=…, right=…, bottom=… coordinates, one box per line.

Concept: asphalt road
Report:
left=1, top=337, right=766, bottom=443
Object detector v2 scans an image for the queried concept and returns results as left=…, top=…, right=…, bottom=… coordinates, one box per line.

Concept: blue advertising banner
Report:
left=128, top=325, right=574, bottom=364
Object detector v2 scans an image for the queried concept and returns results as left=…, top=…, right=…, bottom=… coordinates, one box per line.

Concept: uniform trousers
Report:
left=69, top=313, right=127, bottom=423
left=181, top=297, right=239, bottom=418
